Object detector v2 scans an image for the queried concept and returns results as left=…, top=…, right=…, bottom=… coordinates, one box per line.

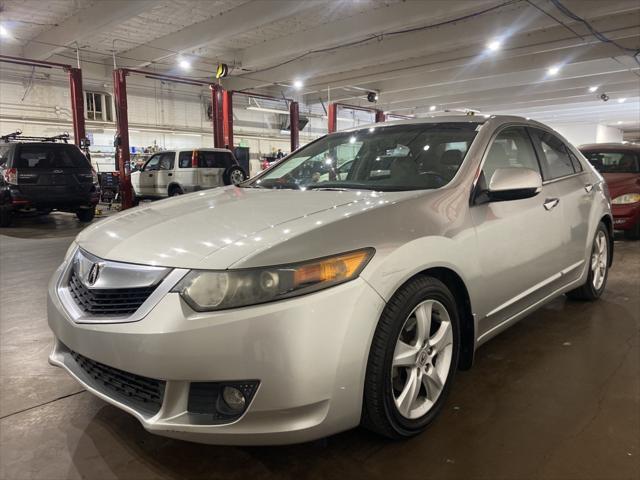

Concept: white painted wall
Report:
left=0, top=76, right=330, bottom=173
left=548, top=122, right=623, bottom=147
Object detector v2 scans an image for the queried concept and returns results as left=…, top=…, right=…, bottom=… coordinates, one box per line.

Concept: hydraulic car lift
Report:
left=327, top=102, right=386, bottom=133
left=222, top=90, right=300, bottom=153
left=0, top=55, right=86, bottom=148
left=112, top=68, right=301, bottom=210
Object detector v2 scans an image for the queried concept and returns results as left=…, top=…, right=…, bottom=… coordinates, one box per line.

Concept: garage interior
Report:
left=0, top=1, right=639, bottom=479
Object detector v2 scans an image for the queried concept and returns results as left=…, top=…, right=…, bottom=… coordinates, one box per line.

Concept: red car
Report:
left=580, top=143, right=640, bottom=239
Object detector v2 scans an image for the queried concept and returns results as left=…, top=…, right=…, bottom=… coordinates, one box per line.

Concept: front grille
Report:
left=70, top=349, right=165, bottom=415
left=68, top=270, right=156, bottom=316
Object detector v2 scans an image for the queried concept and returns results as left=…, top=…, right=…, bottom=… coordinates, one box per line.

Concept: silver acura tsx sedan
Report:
left=48, top=115, right=612, bottom=445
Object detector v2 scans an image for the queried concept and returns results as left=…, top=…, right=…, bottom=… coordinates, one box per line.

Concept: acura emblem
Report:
left=87, top=263, right=101, bottom=286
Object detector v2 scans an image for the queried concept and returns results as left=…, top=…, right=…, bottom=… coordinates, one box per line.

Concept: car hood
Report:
left=77, top=186, right=415, bottom=269
left=602, top=173, right=640, bottom=197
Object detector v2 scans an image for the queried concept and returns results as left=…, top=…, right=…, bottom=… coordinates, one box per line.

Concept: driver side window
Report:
left=482, top=127, right=540, bottom=184
left=144, top=154, right=161, bottom=171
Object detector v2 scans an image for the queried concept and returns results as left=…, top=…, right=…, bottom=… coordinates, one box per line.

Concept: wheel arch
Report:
left=600, top=214, right=614, bottom=266
left=167, top=182, right=183, bottom=195
left=385, top=267, right=475, bottom=370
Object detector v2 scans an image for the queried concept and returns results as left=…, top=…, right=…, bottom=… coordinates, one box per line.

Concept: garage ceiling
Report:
left=1, top=0, right=638, bottom=130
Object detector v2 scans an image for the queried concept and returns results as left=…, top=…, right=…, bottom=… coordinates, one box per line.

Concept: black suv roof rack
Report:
left=1, top=130, right=71, bottom=144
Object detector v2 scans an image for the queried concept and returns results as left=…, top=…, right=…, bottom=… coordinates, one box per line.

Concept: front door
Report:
left=154, top=151, right=175, bottom=196
left=139, top=154, right=161, bottom=196
left=470, top=126, right=566, bottom=338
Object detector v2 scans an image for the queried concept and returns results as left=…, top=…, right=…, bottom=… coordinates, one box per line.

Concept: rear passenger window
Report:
left=198, top=151, right=232, bottom=169
left=482, top=127, right=540, bottom=183
left=567, top=149, right=583, bottom=172
left=178, top=151, right=192, bottom=168
left=531, top=130, right=576, bottom=180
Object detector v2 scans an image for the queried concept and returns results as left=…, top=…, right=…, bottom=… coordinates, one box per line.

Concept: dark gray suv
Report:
left=0, top=140, right=100, bottom=227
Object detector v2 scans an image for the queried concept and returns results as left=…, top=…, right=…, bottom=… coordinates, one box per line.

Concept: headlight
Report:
left=612, top=193, right=640, bottom=204
left=172, top=248, right=374, bottom=311
left=64, top=242, right=78, bottom=261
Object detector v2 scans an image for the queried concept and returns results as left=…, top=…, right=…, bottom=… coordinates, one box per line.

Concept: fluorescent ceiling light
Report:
left=179, top=59, right=191, bottom=70
left=487, top=40, right=501, bottom=51
left=618, top=98, right=626, bottom=103
left=588, top=86, right=598, bottom=92
left=293, top=79, right=303, bottom=90
left=547, top=65, right=560, bottom=75
left=0, top=25, right=9, bottom=38
left=172, top=132, right=201, bottom=137
left=429, top=105, right=437, bottom=111
left=247, top=106, right=290, bottom=115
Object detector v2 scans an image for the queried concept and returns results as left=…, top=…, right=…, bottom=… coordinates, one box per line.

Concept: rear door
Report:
left=471, top=126, right=566, bottom=336
left=13, top=144, right=93, bottom=202
left=154, top=151, right=175, bottom=196
left=138, top=154, right=161, bottom=196
left=196, top=150, right=229, bottom=188
left=529, top=128, right=591, bottom=282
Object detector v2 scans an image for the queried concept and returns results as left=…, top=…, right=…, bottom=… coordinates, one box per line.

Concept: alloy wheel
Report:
left=391, top=299, right=454, bottom=419
left=591, top=230, right=608, bottom=290
left=231, top=170, right=245, bottom=185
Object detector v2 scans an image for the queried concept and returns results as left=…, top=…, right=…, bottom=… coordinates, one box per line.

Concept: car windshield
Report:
left=583, top=150, right=640, bottom=174
left=250, top=123, right=480, bottom=191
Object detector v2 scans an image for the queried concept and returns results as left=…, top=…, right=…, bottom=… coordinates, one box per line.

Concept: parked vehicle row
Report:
left=48, top=115, right=614, bottom=445
left=579, top=142, right=640, bottom=239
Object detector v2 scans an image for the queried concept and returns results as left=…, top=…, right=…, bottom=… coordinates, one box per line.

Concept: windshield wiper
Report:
left=306, top=182, right=376, bottom=191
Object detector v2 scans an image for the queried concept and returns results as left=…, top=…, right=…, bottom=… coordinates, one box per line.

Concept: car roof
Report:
left=579, top=142, right=640, bottom=152
left=342, top=114, right=547, bottom=132
left=174, top=148, right=232, bottom=153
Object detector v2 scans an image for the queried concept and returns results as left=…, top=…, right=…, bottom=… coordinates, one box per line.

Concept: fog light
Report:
left=222, top=386, right=246, bottom=412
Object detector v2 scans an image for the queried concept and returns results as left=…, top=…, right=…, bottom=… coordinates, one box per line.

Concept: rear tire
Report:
left=0, top=207, right=12, bottom=228
left=362, top=276, right=460, bottom=439
left=567, top=222, right=610, bottom=301
left=76, top=207, right=95, bottom=223
left=224, top=166, right=247, bottom=186
left=168, top=185, right=183, bottom=197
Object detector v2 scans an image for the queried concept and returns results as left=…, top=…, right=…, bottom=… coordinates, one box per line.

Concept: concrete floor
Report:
left=1, top=212, right=638, bottom=480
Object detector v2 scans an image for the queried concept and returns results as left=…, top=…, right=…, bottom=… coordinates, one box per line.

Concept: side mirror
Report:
left=487, top=167, right=542, bottom=201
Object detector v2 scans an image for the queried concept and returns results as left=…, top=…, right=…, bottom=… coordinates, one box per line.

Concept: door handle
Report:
left=544, top=198, right=560, bottom=211
left=584, top=183, right=594, bottom=193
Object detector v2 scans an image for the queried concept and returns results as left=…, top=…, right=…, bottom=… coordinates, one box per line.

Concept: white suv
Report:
left=131, top=148, right=247, bottom=198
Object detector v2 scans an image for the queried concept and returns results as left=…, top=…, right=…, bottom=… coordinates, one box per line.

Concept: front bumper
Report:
left=47, top=265, right=385, bottom=445
left=611, top=202, right=640, bottom=231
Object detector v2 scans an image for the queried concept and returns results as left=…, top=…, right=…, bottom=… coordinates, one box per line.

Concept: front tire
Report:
left=362, top=276, right=460, bottom=439
left=567, top=222, right=610, bottom=301
left=0, top=207, right=12, bottom=227
left=623, top=221, right=640, bottom=240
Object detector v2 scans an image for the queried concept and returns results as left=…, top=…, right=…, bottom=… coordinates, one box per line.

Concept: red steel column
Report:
left=327, top=103, right=338, bottom=133
left=210, top=84, right=224, bottom=148
left=375, top=110, right=386, bottom=123
left=113, top=68, right=134, bottom=210
left=68, top=67, right=86, bottom=146
left=222, top=89, right=234, bottom=149
left=290, top=101, right=299, bottom=151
